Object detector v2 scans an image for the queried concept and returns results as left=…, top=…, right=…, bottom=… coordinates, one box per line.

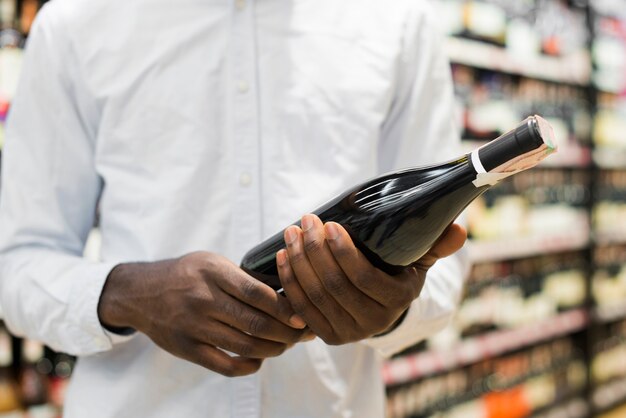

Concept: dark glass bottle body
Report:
left=242, top=158, right=485, bottom=290
left=241, top=116, right=554, bottom=290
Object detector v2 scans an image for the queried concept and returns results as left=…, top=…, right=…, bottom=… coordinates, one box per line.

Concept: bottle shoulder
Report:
left=328, top=157, right=476, bottom=214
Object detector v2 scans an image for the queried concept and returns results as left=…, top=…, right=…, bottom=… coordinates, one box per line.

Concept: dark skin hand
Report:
left=277, top=214, right=467, bottom=345
left=98, top=252, right=313, bottom=377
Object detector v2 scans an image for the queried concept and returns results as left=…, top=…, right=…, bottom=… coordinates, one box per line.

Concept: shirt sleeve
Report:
left=362, top=1, right=471, bottom=357
left=0, top=5, right=131, bottom=355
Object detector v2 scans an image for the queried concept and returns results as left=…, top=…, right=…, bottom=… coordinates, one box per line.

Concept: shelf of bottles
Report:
left=384, top=252, right=590, bottom=383
left=438, top=0, right=591, bottom=82
left=386, top=336, right=588, bottom=418
left=591, top=0, right=626, bottom=250
left=589, top=2, right=626, bottom=416
left=590, top=318, right=626, bottom=415
left=466, top=167, right=592, bottom=263
left=593, top=244, right=626, bottom=323
left=448, top=6, right=594, bottom=260
left=382, top=0, right=626, bottom=417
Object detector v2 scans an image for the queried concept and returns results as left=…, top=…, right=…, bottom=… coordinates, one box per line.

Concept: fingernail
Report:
left=301, top=214, right=314, bottom=232
left=289, top=314, right=306, bottom=329
left=303, top=332, right=317, bottom=342
left=276, top=250, right=287, bottom=267
left=325, top=222, right=339, bottom=240
left=285, top=227, right=298, bottom=245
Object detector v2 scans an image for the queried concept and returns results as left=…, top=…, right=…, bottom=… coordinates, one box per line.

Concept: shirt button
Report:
left=239, top=172, right=252, bottom=187
left=235, top=0, right=246, bottom=11
left=237, top=80, right=249, bottom=94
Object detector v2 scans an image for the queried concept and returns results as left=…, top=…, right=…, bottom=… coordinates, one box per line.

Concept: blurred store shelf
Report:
left=593, top=304, right=626, bottom=324
left=594, top=148, right=626, bottom=169
left=534, top=396, right=589, bottom=418
left=383, top=308, right=588, bottom=386
left=469, top=223, right=590, bottom=263
left=445, top=37, right=591, bottom=85
left=593, top=375, right=626, bottom=414
left=594, top=229, right=626, bottom=246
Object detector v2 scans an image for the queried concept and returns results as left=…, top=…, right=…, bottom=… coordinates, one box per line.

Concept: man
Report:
left=0, top=0, right=468, bottom=417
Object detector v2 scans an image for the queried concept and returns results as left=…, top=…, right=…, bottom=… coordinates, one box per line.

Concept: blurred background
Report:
left=0, top=0, right=624, bottom=417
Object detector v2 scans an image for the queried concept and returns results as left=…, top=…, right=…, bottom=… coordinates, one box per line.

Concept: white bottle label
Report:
left=471, top=149, right=514, bottom=187
left=471, top=143, right=555, bottom=188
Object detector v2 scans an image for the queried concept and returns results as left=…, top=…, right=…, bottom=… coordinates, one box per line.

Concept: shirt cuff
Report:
left=67, top=261, right=137, bottom=353
left=103, top=327, right=137, bottom=345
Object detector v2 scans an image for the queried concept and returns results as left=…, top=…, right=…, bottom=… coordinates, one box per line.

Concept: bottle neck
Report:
left=469, top=116, right=556, bottom=187
left=477, top=116, right=554, bottom=172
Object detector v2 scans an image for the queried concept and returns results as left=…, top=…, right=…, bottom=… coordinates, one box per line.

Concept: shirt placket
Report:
left=230, top=0, right=262, bottom=417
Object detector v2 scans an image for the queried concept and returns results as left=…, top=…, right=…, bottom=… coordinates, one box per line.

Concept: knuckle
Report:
left=331, top=243, right=352, bottom=260
left=223, top=301, right=244, bottom=322
left=290, top=300, right=308, bottom=317
left=246, top=314, right=269, bottom=336
left=275, top=298, right=295, bottom=318
left=306, top=285, right=327, bottom=307
left=236, top=341, right=256, bottom=358
left=288, top=250, right=307, bottom=265
left=240, top=279, right=263, bottom=300
left=303, top=237, right=323, bottom=255
left=279, top=268, right=295, bottom=286
left=322, top=271, right=348, bottom=296
left=177, top=256, right=198, bottom=279
left=352, top=270, right=372, bottom=290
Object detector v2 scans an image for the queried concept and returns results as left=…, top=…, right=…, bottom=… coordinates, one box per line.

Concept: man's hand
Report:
left=98, top=252, right=312, bottom=377
left=277, top=214, right=466, bottom=345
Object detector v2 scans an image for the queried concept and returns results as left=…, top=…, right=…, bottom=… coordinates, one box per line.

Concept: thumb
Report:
left=413, top=223, right=467, bottom=271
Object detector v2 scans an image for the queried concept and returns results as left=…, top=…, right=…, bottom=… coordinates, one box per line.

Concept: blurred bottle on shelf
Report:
left=452, top=65, right=592, bottom=168
left=593, top=170, right=626, bottom=243
left=467, top=168, right=590, bottom=244
left=590, top=0, right=626, bottom=177
left=591, top=319, right=626, bottom=386
left=445, top=252, right=587, bottom=341
left=593, top=244, right=626, bottom=324
left=18, top=0, right=38, bottom=35
left=0, top=0, right=21, bottom=45
left=19, top=339, right=53, bottom=417
left=590, top=318, right=626, bottom=412
left=0, top=327, right=20, bottom=417
left=593, top=94, right=626, bottom=167
left=47, top=352, right=73, bottom=413
left=591, top=0, right=626, bottom=94
left=436, top=0, right=588, bottom=58
left=534, top=0, right=588, bottom=57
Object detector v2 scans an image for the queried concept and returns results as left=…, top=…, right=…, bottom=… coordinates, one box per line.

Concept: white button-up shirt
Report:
left=0, top=0, right=468, bottom=417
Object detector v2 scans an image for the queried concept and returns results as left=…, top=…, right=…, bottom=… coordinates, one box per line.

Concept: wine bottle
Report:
left=241, top=116, right=556, bottom=291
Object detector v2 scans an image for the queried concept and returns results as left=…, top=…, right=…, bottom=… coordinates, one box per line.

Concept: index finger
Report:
left=218, top=268, right=307, bottom=330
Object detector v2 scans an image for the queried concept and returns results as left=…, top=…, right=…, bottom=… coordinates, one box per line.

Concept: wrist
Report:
left=98, top=262, right=143, bottom=332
